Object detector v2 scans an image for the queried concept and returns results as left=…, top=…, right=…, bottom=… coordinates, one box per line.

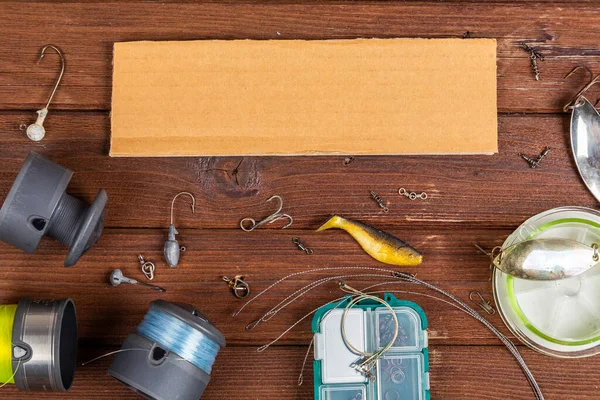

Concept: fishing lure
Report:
left=164, top=192, right=195, bottom=268
left=493, top=238, right=600, bottom=280
left=316, top=215, right=422, bottom=267
left=565, top=68, right=600, bottom=202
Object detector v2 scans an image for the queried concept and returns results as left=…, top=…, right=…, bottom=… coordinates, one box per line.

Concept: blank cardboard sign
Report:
left=110, top=39, right=497, bottom=157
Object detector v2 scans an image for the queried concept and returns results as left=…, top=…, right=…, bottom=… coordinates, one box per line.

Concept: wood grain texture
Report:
left=0, top=112, right=596, bottom=230
left=1, top=2, right=600, bottom=113
left=0, top=228, right=509, bottom=346
left=1, top=345, right=597, bottom=400
left=2, top=1, right=600, bottom=399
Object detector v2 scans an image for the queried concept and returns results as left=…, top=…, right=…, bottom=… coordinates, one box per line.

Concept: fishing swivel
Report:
left=223, top=275, right=250, bottom=299
left=139, top=255, right=156, bottom=281
left=164, top=192, right=195, bottom=268
left=26, top=45, right=65, bottom=141
left=293, top=237, right=313, bottom=254
left=240, top=195, right=293, bottom=232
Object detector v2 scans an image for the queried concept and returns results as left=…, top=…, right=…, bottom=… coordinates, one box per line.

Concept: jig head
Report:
left=26, top=45, right=65, bottom=141
left=164, top=192, right=195, bottom=267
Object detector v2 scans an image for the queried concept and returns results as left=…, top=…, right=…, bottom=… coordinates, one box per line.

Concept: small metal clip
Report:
left=292, top=237, right=313, bottom=254
left=240, top=195, right=293, bottom=232
left=223, top=275, right=250, bottom=299
left=138, top=255, right=156, bottom=281
left=469, top=291, right=495, bottom=315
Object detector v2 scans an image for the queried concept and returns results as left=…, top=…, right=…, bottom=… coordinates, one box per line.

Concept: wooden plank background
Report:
left=1, top=1, right=599, bottom=399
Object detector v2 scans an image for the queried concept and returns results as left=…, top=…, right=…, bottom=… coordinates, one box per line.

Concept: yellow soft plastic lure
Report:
left=316, top=215, right=422, bottom=266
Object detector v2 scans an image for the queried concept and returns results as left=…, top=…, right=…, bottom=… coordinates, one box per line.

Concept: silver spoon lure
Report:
left=492, top=238, right=600, bottom=280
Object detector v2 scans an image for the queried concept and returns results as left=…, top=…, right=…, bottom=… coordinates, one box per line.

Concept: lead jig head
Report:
left=26, top=45, right=65, bottom=141
left=164, top=192, right=195, bottom=267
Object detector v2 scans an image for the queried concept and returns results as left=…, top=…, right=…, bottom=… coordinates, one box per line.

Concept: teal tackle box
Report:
left=312, top=294, right=430, bottom=400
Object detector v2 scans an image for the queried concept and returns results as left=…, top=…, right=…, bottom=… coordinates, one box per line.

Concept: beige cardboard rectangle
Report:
left=110, top=39, right=497, bottom=156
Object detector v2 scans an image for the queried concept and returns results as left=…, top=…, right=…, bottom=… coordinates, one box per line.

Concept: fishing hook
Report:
left=171, top=192, right=196, bottom=226
left=564, top=66, right=600, bottom=111
left=240, top=195, right=293, bottom=232
left=26, top=44, right=65, bottom=141
left=164, top=192, right=196, bottom=267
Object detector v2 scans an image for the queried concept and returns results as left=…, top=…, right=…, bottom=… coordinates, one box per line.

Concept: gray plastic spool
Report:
left=11, top=298, right=78, bottom=392
left=108, top=300, right=226, bottom=400
left=0, top=152, right=107, bottom=267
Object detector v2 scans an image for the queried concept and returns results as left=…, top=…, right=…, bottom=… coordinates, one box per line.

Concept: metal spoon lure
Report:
left=493, top=238, right=600, bottom=280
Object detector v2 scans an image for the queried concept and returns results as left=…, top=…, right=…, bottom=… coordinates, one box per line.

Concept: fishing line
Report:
left=81, top=349, right=154, bottom=366
left=250, top=273, right=387, bottom=327
left=0, top=299, right=78, bottom=393
left=137, top=307, right=220, bottom=374
left=233, top=266, right=401, bottom=317
left=107, top=300, right=226, bottom=400
left=295, top=287, right=458, bottom=387
left=0, top=304, right=17, bottom=387
left=247, top=272, right=408, bottom=330
left=247, top=271, right=544, bottom=400
left=339, top=283, right=399, bottom=379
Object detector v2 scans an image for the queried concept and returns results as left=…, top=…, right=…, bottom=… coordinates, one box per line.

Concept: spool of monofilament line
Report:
left=0, top=298, right=78, bottom=392
left=108, top=300, right=226, bottom=400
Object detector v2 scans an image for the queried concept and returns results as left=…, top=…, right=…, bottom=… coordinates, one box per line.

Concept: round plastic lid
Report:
left=494, top=206, right=600, bottom=357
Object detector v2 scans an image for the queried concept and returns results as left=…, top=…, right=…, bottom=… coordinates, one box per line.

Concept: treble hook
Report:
left=26, top=44, right=65, bottom=141
left=564, top=66, right=600, bottom=112
left=164, top=192, right=196, bottom=267
left=240, top=195, right=293, bottom=232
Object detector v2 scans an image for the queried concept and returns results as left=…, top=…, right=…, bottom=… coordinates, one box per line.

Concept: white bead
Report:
left=26, top=123, right=45, bottom=141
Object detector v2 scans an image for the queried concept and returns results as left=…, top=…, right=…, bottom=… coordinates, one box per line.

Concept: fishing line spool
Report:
left=0, top=151, right=107, bottom=267
left=0, top=298, right=78, bottom=392
left=108, top=300, right=226, bottom=400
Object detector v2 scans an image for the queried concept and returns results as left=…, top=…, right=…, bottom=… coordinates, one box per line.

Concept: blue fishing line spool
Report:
left=108, top=300, right=226, bottom=400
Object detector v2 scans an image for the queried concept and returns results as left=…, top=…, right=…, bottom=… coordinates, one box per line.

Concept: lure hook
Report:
left=171, top=191, right=196, bottom=225
left=240, top=195, right=293, bottom=232
left=39, top=45, right=65, bottom=110
left=164, top=191, right=196, bottom=268
left=26, top=44, right=65, bottom=141
left=564, top=66, right=600, bottom=112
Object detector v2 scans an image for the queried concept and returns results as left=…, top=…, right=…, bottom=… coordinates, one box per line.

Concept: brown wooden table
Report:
left=1, top=1, right=599, bottom=399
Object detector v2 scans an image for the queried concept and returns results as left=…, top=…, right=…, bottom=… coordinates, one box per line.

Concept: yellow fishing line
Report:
left=0, top=304, right=17, bottom=385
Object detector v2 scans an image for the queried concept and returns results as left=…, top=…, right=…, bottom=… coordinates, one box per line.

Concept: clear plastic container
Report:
left=316, top=308, right=367, bottom=384
left=375, top=307, right=425, bottom=352
left=376, top=355, right=428, bottom=400
left=493, top=206, right=600, bottom=357
left=321, top=384, right=366, bottom=400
